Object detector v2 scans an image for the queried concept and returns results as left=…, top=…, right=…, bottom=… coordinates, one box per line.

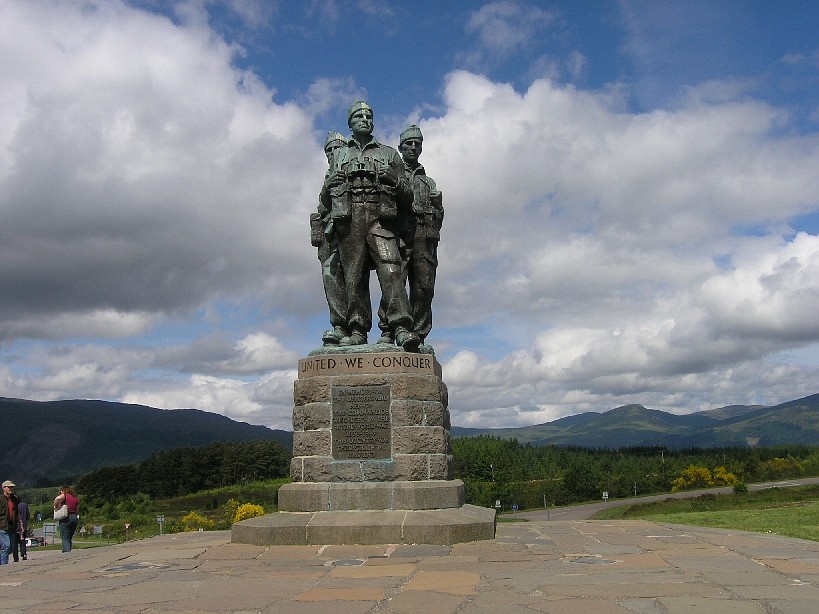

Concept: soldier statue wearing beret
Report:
left=321, top=101, right=420, bottom=351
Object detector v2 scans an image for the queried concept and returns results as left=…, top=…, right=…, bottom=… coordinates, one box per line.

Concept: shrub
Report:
left=733, top=482, right=748, bottom=494
left=713, top=465, right=738, bottom=486
left=179, top=511, right=215, bottom=531
left=233, top=503, right=265, bottom=523
left=671, top=465, right=714, bottom=492
left=223, top=498, right=240, bottom=524
left=758, top=457, right=806, bottom=479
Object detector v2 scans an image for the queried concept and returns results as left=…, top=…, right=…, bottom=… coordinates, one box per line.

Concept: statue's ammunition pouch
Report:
left=423, top=211, right=440, bottom=240
left=412, top=189, right=443, bottom=240
left=428, top=190, right=443, bottom=239
left=329, top=185, right=350, bottom=220
left=430, top=190, right=443, bottom=210
left=309, top=212, right=324, bottom=247
left=378, top=185, right=397, bottom=221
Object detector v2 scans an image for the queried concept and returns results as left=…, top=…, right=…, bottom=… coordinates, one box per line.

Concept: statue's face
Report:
left=400, top=138, right=422, bottom=164
left=324, top=140, right=344, bottom=163
left=349, top=109, right=374, bottom=138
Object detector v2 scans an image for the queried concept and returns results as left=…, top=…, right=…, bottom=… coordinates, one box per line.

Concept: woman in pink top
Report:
left=54, top=486, right=79, bottom=552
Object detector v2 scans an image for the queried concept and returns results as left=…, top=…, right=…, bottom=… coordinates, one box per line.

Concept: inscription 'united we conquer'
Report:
left=332, top=384, right=391, bottom=460
left=299, top=352, right=439, bottom=378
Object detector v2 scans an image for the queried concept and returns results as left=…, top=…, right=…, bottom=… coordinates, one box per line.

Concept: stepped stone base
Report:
left=278, top=479, right=464, bottom=511
left=231, top=504, right=496, bottom=546
left=231, top=349, right=496, bottom=546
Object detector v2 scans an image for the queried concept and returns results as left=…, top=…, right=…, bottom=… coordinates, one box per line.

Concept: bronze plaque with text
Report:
left=332, top=384, right=391, bottom=460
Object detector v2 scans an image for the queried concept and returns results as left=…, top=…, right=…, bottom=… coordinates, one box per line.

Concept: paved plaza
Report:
left=1, top=519, right=818, bottom=613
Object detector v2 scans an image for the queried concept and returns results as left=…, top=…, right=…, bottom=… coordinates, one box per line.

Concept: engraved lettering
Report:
left=332, top=384, right=391, bottom=460
left=300, top=357, right=337, bottom=372
left=299, top=352, right=437, bottom=378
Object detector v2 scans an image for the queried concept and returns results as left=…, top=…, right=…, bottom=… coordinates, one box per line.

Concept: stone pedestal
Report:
left=232, top=347, right=495, bottom=546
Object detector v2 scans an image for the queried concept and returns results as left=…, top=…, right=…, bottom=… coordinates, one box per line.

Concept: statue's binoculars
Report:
left=347, top=157, right=379, bottom=177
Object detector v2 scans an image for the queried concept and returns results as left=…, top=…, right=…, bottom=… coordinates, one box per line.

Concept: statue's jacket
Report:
left=325, top=137, right=413, bottom=233
left=403, top=163, right=443, bottom=243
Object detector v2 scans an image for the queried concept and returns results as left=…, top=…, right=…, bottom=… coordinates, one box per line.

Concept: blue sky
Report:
left=1, top=0, right=819, bottom=429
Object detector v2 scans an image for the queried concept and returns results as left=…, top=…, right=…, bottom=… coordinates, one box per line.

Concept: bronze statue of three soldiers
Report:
left=312, top=101, right=443, bottom=352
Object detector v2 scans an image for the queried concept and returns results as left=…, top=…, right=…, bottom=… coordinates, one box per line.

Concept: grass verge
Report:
left=592, top=484, right=819, bottom=541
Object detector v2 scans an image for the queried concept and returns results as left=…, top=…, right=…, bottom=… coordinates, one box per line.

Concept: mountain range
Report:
left=2, top=393, right=817, bottom=487
left=0, top=397, right=292, bottom=487
left=451, top=393, right=819, bottom=449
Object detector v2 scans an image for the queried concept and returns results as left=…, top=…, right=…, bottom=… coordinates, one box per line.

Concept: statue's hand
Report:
left=377, top=163, right=399, bottom=187
left=325, top=170, right=345, bottom=188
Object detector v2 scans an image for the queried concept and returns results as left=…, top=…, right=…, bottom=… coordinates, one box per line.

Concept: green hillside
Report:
left=452, top=394, right=819, bottom=449
left=0, top=397, right=292, bottom=486
left=4, top=392, right=818, bottom=487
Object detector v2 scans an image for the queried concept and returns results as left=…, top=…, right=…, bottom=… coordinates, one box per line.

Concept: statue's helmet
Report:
left=347, top=100, right=373, bottom=126
left=324, top=131, right=346, bottom=150
left=399, top=124, right=423, bottom=144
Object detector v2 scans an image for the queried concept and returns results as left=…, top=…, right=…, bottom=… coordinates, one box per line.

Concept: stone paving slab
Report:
left=1, top=520, right=818, bottom=612
left=660, top=596, right=768, bottom=613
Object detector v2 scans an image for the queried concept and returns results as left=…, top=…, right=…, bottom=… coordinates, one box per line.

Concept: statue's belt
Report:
left=349, top=193, right=380, bottom=204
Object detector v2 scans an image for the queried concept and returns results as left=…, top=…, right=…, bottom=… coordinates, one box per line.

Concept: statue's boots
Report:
left=340, top=330, right=367, bottom=346
left=395, top=328, right=420, bottom=352
left=322, top=326, right=348, bottom=346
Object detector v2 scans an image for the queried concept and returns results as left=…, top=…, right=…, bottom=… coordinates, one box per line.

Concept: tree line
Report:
left=72, top=435, right=819, bottom=513
left=452, top=436, right=819, bottom=510
left=76, top=440, right=291, bottom=500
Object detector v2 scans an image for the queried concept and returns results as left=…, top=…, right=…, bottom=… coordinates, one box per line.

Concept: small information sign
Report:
left=43, top=522, right=58, bottom=545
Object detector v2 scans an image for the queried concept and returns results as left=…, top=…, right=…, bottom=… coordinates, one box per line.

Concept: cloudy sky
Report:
left=2, top=0, right=818, bottom=430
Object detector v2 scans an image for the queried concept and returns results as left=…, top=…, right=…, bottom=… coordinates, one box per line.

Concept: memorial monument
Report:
left=232, top=101, right=495, bottom=545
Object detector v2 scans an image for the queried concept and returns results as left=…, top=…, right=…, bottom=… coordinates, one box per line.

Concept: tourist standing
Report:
left=15, top=500, right=29, bottom=560
left=54, top=486, right=79, bottom=552
left=0, top=481, right=10, bottom=564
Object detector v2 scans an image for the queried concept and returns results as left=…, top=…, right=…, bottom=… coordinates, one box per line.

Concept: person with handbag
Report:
left=53, top=486, right=79, bottom=552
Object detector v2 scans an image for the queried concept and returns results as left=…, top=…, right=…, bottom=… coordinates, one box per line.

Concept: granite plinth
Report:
left=291, top=350, right=452, bottom=483
left=230, top=504, right=496, bottom=546
left=278, top=479, right=465, bottom=511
